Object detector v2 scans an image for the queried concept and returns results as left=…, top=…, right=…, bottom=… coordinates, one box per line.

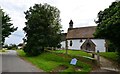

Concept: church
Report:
left=61, top=20, right=106, bottom=52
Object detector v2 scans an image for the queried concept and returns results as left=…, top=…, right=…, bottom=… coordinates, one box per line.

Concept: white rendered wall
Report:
left=67, top=39, right=86, bottom=50
left=91, top=39, right=106, bottom=52
left=61, top=41, right=66, bottom=49
left=66, top=39, right=106, bottom=52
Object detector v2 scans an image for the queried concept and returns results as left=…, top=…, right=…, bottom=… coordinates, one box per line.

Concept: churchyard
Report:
left=17, top=49, right=99, bottom=72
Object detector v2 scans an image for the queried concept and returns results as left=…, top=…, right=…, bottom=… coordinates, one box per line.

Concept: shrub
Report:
left=2, top=50, right=5, bottom=52
left=23, top=45, right=44, bottom=56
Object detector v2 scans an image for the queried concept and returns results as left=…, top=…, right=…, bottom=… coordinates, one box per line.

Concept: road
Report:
left=1, top=50, right=43, bottom=72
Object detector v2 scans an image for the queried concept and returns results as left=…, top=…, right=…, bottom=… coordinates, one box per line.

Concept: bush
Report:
left=23, top=45, right=44, bottom=56
left=7, top=44, right=17, bottom=50
left=107, top=41, right=116, bottom=52
left=7, top=46, right=13, bottom=50
left=2, top=50, right=5, bottom=52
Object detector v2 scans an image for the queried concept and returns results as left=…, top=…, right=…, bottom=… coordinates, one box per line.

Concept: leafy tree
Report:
left=7, top=44, right=17, bottom=50
left=0, top=9, right=2, bottom=48
left=106, top=40, right=116, bottom=52
left=3, top=44, right=8, bottom=48
left=1, top=8, right=17, bottom=45
left=23, top=3, right=62, bottom=56
left=94, top=1, right=120, bottom=63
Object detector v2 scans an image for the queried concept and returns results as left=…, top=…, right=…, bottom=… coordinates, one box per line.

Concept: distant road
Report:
left=1, top=50, right=43, bottom=72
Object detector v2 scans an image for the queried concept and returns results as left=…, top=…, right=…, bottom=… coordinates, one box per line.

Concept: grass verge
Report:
left=17, top=50, right=92, bottom=72
left=51, top=50, right=91, bottom=57
left=0, top=49, right=6, bottom=52
left=100, top=52, right=118, bottom=61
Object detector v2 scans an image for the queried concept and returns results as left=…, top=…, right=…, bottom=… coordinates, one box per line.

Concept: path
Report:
left=1, top=50, right=44, bottom=72
left=99, top=56, right=119, bottom=71
left=92, top=54, right=120, bottom=72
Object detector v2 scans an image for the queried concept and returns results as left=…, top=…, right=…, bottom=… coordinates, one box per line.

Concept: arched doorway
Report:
left=86, top=42, right=91, bottom=51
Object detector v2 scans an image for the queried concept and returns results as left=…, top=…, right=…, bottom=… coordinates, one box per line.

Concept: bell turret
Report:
left=69, top=20, right=73, bottom=28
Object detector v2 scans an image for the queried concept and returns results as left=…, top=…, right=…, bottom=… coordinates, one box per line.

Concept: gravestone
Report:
left=70, top=58, right=77, bottom=65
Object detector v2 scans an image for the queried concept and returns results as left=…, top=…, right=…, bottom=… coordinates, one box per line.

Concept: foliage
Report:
left=0, top=49, right=6, bottom=52
left=7, top=44, right=17, bottom=50
left=17, top=50, right=92, bottom=72
left=94, top=1, right=120, bottom=62
left=0, top=9, right=2, bottom=47
left=3, top=44, right=8, bottom=48
left=1, top=8, right=18, bottom=45
left=2, top=49, right=6, bottom=52
left=106, top=40, right=116, bottom=52
left=23, top=3, right=62, bottom=56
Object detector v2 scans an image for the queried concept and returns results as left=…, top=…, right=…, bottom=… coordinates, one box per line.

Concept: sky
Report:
left=0, top=0, right=116, bottom=45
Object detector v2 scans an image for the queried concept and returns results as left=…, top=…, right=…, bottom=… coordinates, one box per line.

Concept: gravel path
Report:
left=1, top=50, right=44, bottom=72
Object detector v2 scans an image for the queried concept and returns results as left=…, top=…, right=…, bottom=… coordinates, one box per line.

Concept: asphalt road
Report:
left=1, top=50, right=43, bottom=72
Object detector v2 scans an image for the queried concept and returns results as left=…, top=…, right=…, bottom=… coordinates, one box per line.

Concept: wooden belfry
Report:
left=69, top=20, right=73, bottom=28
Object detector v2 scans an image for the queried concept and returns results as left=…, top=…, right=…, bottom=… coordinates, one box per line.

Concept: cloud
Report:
left=57, top=0, right=115, bottom=32
left=5, top=30, right=25, bottom=45
left=1, top=0, right=60, bottom=44
left=1, top=0, right=115, bottom=31
left=1, top=0, right=115, bottom=44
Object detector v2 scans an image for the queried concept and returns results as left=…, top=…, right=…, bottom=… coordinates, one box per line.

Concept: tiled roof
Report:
left=61, top=33, right=67, bottom=41
left=66, top=26, right=96, bottom=39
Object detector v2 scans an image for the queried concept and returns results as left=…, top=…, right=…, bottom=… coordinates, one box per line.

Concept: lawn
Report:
left=17, top=50, right=92, bottom=72
left=100, top=52, right=118, bottom=61
left=51, top=50, right=91, bottom=57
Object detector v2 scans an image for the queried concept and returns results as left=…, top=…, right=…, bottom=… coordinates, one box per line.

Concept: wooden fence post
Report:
left=92, top=52, right=95, bottom=58
left=97, top=50, right=100, bottom=66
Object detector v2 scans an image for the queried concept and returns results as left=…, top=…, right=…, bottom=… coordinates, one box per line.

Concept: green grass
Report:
left=100, top=52, right=118, bottom=61
left=0, top=50, right=2, bottom=52
left=0, top=49, right=6, bottom=52
left=17, top=50, right=92, bottom=72
left=51, top=50, right=91, bottom=57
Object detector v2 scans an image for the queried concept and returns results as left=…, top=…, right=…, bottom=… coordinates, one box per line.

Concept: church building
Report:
left=61, top=20, right=106, bottom=52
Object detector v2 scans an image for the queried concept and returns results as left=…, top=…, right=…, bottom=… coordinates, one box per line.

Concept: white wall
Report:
left=91, top=39, right=106, bottom=52
left=61, top=39, right=106, bottom=52
left=67, top=39, right=86, bottom=50
left=61, top=41, right=66, bottom=49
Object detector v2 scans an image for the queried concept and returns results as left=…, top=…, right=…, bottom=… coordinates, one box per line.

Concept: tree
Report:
left=7, top=44, right=17, bottom=50
left=23, top=3, right=62, bottom=56
left=1, top=8, right=17, bottom=45
left=0, top=9, right=2, bottom=48
left=94, top=1, right=120, bottom=63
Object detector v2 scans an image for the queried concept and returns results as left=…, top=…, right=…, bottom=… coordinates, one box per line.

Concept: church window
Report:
left=70, top=40, right=72, bottom=46
left=80, top=39, right=83, bottom=42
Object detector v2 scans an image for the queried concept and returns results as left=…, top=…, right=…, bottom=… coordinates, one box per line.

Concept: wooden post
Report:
left=65, top=40, right=68, bottom=54
left=92, top=53, right=95, bottom=58
left=97, top=50, right=100, bottom=66
left=91, top=52, right=95, bottom=63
